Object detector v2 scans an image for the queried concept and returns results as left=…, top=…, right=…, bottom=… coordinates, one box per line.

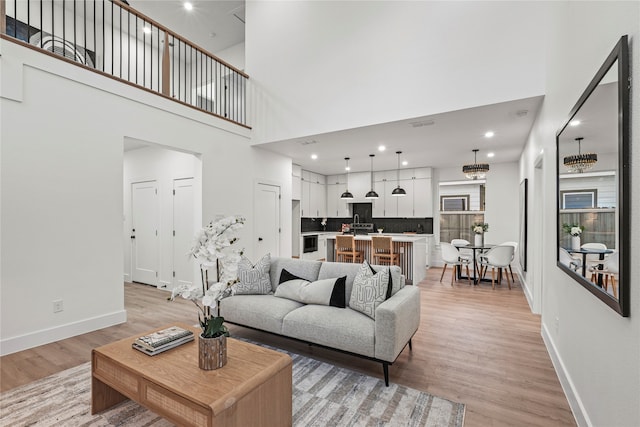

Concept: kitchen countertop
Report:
left=325, top=234, right=427, bottom=243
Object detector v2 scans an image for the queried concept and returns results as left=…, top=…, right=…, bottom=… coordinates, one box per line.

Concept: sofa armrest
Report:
left=374, top=285, right=420, bottom=362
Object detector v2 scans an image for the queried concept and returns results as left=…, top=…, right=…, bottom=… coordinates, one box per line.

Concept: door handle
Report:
left=258, top=237, right=263, bottom=241
left=130, top=235, right=136, bottom=239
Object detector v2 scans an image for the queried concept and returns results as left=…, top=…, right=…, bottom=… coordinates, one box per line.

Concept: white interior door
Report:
left=255, top=183, right=281, bottom=257
left=132, top=181, right=158, bottom=285
left=173, top=178, right=194, bottom=290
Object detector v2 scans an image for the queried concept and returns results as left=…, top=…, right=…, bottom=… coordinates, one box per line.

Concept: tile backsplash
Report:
left=301, top=217, right=433, bottom=234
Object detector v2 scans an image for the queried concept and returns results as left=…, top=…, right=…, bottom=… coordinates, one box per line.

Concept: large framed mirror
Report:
left=556, top=35, right=630, bottom=317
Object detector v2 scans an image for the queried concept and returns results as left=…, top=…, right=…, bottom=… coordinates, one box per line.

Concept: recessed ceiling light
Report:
left=378, top=145, right=386, bottom=152
left=484, top=131, right=495, bottom=138
left=311, top=154, right=318, bottom=160
left=402, top=160, right=408, bottom=166
left=569, top=120, right=581, bottom=126
left=142, top=26, right=151, bottom=34
left=184, top=2, right=193, bottom=11
left=487, top=152, right=495, bottom=158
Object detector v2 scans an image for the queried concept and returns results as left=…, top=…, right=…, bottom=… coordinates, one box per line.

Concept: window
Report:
left=438, top=182, right=485, bottom=243
left=440, top=195, right=469, bottom=211
left=561, top=190, right=597, bottom=209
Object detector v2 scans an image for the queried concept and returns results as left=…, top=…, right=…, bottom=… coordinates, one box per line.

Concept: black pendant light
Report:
left=340, top=157, right=354, bottom=199
left=391, top=151, right=407, bottom=197
left=365, top=154, right=379, bottom=199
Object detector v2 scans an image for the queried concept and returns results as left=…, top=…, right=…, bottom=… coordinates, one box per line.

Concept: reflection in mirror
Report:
left=556, top=35, right=629, bottom=317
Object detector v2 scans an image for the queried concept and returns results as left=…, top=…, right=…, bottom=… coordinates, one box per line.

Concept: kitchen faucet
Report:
left=353, top=214, right=360, bottom=224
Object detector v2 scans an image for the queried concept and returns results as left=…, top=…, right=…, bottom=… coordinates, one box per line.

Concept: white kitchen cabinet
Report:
left=396, top=179, right=414, bottom=217
left=326, top=183, right=351, bottom=217
left=413, top=178, right=433, bottom=216
left=348, top=172, right=371, bottom=202
left=301, top=170, right=326, bottom=218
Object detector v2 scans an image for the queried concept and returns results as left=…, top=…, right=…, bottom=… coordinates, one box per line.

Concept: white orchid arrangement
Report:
left=169, top=215, right=245, bottom=338
left=562, top=223, right=583, bottom=236
left=472, top=222, right=489, bottom=234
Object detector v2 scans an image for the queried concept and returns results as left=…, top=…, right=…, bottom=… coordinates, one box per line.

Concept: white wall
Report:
left=519, top=2, right=639, bottom=426
left=215, top=42, right=245, bottom=71
left=246, top=0, right=548, bottom=145
left=0, top=39, right=292, bottom=355
left=123, top=145, right=200, bottom=288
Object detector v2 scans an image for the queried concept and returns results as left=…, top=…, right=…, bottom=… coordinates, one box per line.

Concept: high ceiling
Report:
left=126, top=1, right=544, bottom=176
left=127, top=0, right=245, bottom=54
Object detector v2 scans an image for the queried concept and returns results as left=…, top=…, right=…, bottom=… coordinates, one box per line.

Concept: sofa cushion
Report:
left=269, top=258, right=322, bottom=292
left=233, top=253, right=272, bottom=295
left=282, top=305, right=375, bottom=357
left=274, top=276, right=347, bottom=308
left=219, top=294, right=303, bottom=334
left=349, top=261, right=389, bottom=319
left=317, top=261, right=403, bottom=301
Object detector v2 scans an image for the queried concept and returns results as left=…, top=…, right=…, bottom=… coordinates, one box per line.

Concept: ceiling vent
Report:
left=410, top=119, right=435, bottom=128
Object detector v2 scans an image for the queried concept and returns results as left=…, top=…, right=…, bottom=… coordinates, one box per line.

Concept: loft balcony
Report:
left=1, top=0, right=249, bottom=128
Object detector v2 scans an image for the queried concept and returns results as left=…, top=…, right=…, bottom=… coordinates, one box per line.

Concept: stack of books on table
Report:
left=132, top=326, right=194, bottom=356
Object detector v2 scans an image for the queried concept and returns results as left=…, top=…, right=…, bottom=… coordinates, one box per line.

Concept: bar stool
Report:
left=335, top=235, right=363, bottom=263
left=371, top=236, right=399, bottom=266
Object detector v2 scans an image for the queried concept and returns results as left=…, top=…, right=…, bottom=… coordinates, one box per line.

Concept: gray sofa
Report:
left=219, top=257, right=420, bottom=385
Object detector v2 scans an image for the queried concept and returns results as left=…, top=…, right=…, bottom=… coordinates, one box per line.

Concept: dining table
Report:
left=453, top=243, right=496, bottom=285
left=566, top=247, right=614, bottom=285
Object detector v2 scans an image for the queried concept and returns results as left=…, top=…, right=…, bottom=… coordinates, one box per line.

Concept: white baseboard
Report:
left=541, top=323, right=588, bottom=427
left=0, top=310, right=127, bottom=356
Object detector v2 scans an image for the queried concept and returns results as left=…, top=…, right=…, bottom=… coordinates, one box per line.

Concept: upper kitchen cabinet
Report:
left=372, top=168, right=433, bottom=217
left=301, top=170, right=327, bottom=218
left=326, top=175, right=351, bottom=218
left=292, top=164, right=302, bottom=200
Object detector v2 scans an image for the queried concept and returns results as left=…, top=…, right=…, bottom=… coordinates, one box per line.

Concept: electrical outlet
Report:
left=53, top=299, right=64, bottom=313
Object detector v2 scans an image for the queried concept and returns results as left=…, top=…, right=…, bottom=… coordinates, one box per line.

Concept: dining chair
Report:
left=451, top=239, right=474, bottom=263
left=581, top=242, right=608, bottom=273
left=478, top=245, right=515, bottom=289
left=371, top=236, right=399, bottom=266
left=335, top=235, right=364, bottom=263
left=590, top=251, right=619, bottom=298
left=501, top=241, right=518, bottom=281
left=560, top=247, right=582, bottom=272
left=440, top=242, right=471, bottom=286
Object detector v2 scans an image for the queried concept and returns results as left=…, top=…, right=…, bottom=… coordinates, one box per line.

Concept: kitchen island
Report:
left=326, top=234, right=427, bottom=284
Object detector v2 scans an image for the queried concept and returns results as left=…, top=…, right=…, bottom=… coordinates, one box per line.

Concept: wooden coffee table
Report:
left=91, top=323, right=292, bottom=427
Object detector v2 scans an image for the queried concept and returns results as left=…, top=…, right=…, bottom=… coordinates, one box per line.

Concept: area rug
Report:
left=0, top=348, right=465, bottom=426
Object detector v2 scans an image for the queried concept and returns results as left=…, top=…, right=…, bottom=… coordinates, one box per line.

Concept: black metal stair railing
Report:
left=1, top=0, right=249, bottom=127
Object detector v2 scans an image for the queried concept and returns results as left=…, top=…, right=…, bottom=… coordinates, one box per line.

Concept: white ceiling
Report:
left=257, top=96, right=544, bottom=176
left=127, top=0, right=245, bottom=54
left=126, top=1, right=545, bottom=177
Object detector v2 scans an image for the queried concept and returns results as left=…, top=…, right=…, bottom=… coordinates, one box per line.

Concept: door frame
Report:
left=254, top=181, right=282, bottom=258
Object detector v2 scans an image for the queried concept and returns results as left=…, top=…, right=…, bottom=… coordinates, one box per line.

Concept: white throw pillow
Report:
left=233, top=253, right=272, bottom=295
left=349, top=261, right=389, bottom=319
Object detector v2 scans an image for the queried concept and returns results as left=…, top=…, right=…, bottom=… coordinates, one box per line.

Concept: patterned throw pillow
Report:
left=233, top=253, right=272, bottom=295
left=349, top=261, right=389, bottom=319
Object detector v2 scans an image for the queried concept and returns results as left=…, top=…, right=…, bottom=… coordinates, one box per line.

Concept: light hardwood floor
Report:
left=0, top=268, right=576, bottom=426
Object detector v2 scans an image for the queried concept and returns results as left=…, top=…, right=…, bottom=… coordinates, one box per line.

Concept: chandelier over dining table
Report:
left=462, top=149, right=490, bottom=180
left=564, top=137, right=598, bottom=173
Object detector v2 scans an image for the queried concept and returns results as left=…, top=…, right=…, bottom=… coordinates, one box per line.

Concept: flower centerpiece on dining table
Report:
left=562, top=223, right=584, bottom=250
left=472, top=222, right=489, bottom=247
left=169, top=215, right=245, bottom=369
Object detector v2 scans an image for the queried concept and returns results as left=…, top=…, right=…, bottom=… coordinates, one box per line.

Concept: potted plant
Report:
left=169, top=215, right=245, bottom=370
left=562, top=223, right=583, bottom=250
